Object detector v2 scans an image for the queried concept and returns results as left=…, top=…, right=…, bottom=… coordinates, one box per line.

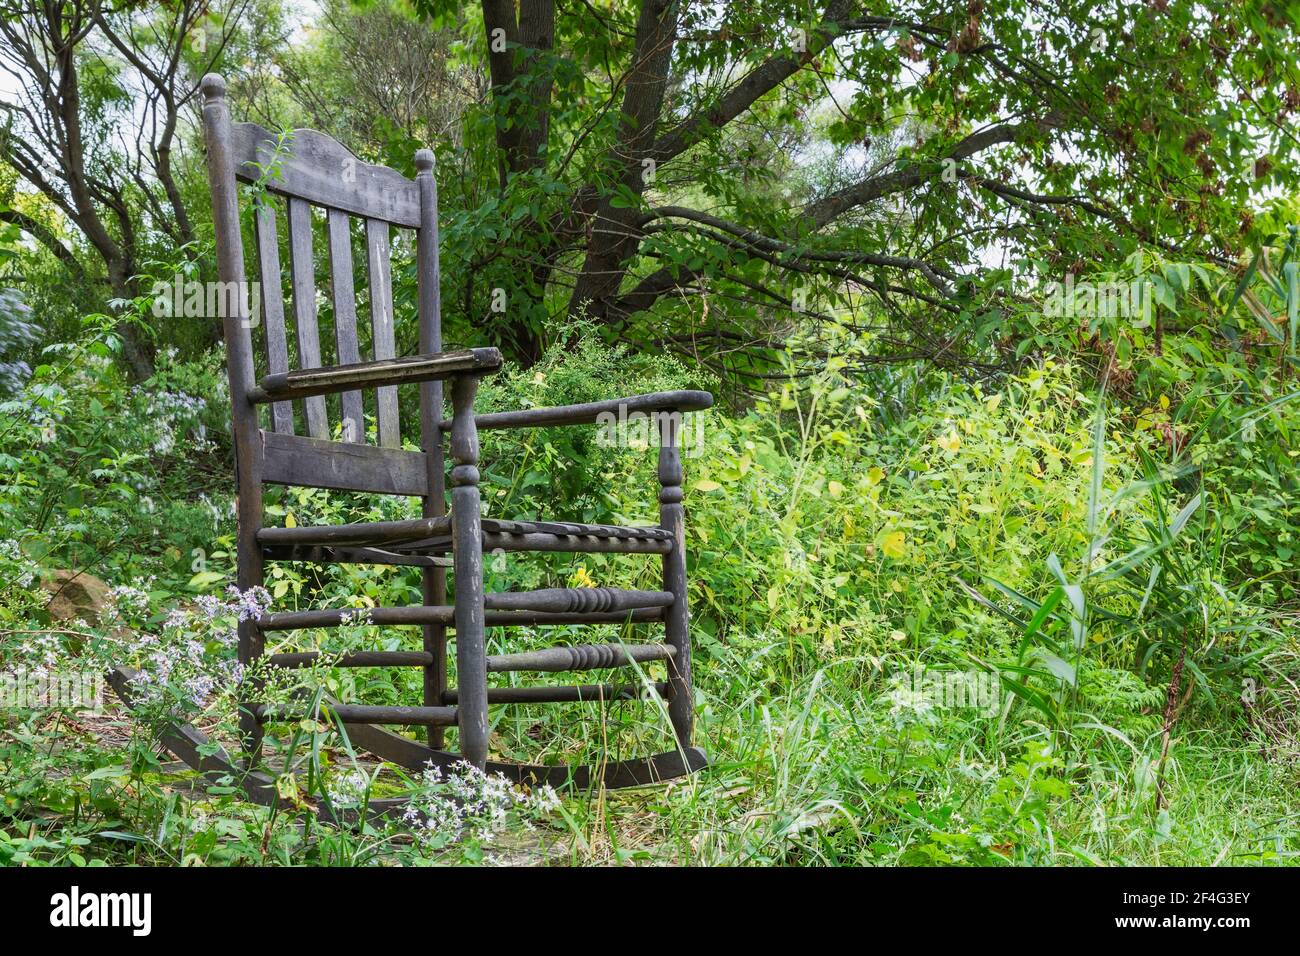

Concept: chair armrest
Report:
left=439, top=389, right=713, bottom=432
left=249, top=347, right=502, bottom=404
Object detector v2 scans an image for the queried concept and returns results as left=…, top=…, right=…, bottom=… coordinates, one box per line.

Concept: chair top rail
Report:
left=230, top=121, right=422, bottom=228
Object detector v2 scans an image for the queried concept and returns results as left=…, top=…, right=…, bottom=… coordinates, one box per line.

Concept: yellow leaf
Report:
left=828, top=480, right=845, bottom=498
left=1159, top=394, right=1170, bottom=409
left=936, top=429, right=962, bottom=453
left=285, top=511, right=297, bottom=528
left=881, top=530, right=907, bottom=560
left=866, top=466, right=886, bottom=486
left=693, top=479, right=721, bottom=492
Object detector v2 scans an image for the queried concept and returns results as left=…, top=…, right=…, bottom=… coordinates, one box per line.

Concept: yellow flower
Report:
left=571, top=566, right=597, bottom=588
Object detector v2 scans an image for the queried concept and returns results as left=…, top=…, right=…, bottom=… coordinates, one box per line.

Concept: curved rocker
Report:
left=109, top=666, right=705, bottom=826
left=336, top=708, right=708, bottom=790
left=108, top=667, right=406, bottom=822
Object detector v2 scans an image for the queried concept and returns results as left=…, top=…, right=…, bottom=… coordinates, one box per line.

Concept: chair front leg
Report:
left=450, top=373, right=489, bottom=768
left=657, top=411, right=693, bottom=750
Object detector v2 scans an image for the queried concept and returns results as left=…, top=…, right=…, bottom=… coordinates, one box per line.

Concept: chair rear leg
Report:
left=450, top=374, right=488, bottom=768
left=236, top=499, right=266, bottom=763
left=237, top=606, right=265, bottom=762
left=422, top=572, right=447, bottom=749
left=657, top=412, right=693, bottom=749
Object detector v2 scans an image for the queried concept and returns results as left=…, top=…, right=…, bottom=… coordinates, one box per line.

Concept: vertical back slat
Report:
left=328, top=207, right=364, bottom=443
left=254, top=199, right=294, bottom=434
left=366, top=218, right=399, bottom=448
left=286, top=198, right=329, bottom=439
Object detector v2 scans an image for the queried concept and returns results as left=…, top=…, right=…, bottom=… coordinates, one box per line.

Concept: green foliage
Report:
left=3, top=0, right=1300, bottom=863
left=3, top=312, right=1300, bottom=865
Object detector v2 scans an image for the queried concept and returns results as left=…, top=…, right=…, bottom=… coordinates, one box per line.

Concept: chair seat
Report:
left=258, top=515, right=674, bottom=561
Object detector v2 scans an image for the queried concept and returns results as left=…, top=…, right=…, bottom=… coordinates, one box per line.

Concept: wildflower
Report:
left=402, top=760, right=560, bottom=850
left=340, top=607, right=374, bottom=626
left=194, top=595, right=224, bottom=619
left=327, top=770, right=371, bottom=808
left=226, top=585, right=271, bottom=622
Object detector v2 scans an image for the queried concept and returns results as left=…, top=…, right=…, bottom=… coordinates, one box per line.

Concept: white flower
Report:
left=402, top=761, right=560, bottom=850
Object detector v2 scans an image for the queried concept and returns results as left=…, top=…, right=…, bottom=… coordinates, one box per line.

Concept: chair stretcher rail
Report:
left=256, top=589, right=674, bottom=631
left=486, top=642, right=676, bottom=673
left=442, top=682, right=670, bottom=704
left=255, top=702, right=458, bottom=727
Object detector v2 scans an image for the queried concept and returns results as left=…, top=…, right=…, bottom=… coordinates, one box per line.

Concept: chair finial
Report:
left=200, top=73, right=227, bottom=101
left=414, top=148, right=435, bottom=173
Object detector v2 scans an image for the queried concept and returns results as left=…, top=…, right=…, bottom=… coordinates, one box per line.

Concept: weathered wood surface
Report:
left=256, top=514, right=672, bottom=556
left=339, top=713, right=709, bottom=789
left=366, top=217, right=400, bottom=447
left=202, top=74, right=266, bottom=759
left=258, top=599, right=667, bottom=631
left=450, top=374, right=489, bottom=767
left=258, top=605, right=664, bottom=630
left=285, top=195, right=329, bottom=439
left=267, top=650, right=434, bottom=668
left=326, top=207, right=364, bottom=441
left=415, top=145, right=448, bottom=748
left=251, top=347, right=502, bottom=403
left=258, top=514, right=443, bottom=546
left=253, top=199, right=295, bottom=434
left=441, top=389, right=713, bottom=431
left=261, top=543, right=452, bottom=568
left=659, top=409, right=694, bottom=749
left=231, top=121, right=422, bottom=227
left=480, top=531, right=672, bottom=554
left=260, top=430, right=429, bottom=496
left=486, top=519, right=672, bottom=539
left=486, top=587, right=674, bottom=613
left=486, top=642, right=675, bottom=673
left=256, top=702, right=458, bottom=727
left=442, top=682, right=668, bottom=704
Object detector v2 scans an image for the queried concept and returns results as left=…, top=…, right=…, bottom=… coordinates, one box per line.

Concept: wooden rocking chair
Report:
left=187, top=74, right=710, bottom=791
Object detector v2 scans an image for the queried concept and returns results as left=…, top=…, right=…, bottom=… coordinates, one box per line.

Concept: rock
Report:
left=42, top=569, right=112, bottom=623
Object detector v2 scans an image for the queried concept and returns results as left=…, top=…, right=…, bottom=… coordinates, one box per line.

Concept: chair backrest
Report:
left=200, top=73, right=443, bottom=502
